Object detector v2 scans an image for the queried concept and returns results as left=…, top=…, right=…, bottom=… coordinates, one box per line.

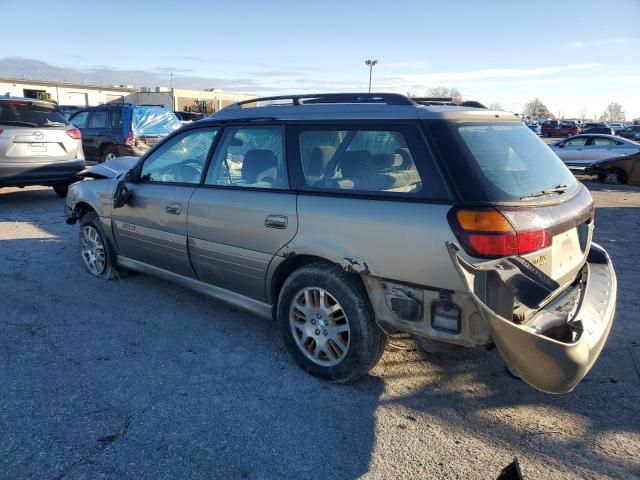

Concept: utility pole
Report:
left=365, top=59, right=378, bottom=93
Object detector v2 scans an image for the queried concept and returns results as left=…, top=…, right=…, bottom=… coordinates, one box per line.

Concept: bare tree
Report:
left=425, top=86, right=463, bottom=103
left=522, top=98, right=551, bottom=118
left=578, top=109, right=588, bottom=121
left=488, top=102, right=502, bottom=110
left=599, top=102, right=626, bottom=122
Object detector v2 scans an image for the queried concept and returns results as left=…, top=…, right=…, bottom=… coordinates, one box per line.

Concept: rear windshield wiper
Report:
left=520, top=184, right=567, bottom=200
left=43, top=121, right=67, bottom=127
left=0, top=120, right=38, bottom=127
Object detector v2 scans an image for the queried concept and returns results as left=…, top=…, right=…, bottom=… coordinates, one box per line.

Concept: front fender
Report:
left=65, top=178, right=117, bottom=223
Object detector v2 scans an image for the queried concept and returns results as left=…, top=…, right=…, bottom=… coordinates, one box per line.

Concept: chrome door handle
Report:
left=264, top=214, right=288, bottom=229
left=166, top=203, right=182, bottom=215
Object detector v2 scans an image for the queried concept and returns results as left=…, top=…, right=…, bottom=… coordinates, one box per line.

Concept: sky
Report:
left=1, top=0, right=639, bottom=119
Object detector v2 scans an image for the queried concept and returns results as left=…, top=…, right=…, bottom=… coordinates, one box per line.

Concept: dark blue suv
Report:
left=69, top=104, right=181, bottom=163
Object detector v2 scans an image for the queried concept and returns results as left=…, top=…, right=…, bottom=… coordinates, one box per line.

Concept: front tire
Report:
left=79, top=211, right=121, bottom=280
left=603, top=168, right=627, bottom=185
left=277, top=263, right=387, bottom=383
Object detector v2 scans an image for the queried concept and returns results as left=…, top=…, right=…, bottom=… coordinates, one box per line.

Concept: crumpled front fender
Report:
left=447, top=242, right=616, bottom=394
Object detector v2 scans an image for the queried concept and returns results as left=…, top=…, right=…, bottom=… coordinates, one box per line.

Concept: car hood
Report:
left=78, top=156, right=139, bottom=179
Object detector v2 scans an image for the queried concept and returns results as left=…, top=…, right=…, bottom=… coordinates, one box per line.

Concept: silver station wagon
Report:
left=65, top=93, right=617, bottom=393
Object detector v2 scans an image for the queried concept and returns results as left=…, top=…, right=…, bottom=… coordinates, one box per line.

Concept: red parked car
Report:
left=541, top=120, right=580, bottom=137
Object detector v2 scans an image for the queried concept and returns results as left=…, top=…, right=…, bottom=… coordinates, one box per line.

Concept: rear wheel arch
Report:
left=269, top=254, right=371, bottom=318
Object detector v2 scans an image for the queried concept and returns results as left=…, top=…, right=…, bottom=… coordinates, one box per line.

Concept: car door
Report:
left=584, top=136, right=628, bottom=162
left=554, top=136, right=587, bottom=164
left=83, top=108, right=110, bottom=161
left=187, top=125, right=298, bottom=301
left=111, top=126, right=220, bottom=277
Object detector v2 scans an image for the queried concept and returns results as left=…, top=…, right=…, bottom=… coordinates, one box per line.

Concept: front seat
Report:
left=241, top=149, right=279, bottom=187
left=305, top=146, right=336, bottom=185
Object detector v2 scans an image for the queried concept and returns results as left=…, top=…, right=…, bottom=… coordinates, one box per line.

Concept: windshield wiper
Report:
left=0, top=120, right=38, bottom=127
left=520, top=184, right=567, bottom=200
left=43, top=121, right=67, bottom=127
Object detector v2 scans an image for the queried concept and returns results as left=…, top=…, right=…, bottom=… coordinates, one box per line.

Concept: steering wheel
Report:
left=161, top=160, right=202, bottom=183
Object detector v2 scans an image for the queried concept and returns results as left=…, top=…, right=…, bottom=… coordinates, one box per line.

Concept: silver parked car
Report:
left=64, top=93, right=617, bottom=393
left=550, top=134, right=640, bottom=170
left=0, top=97, right=85, bottom=196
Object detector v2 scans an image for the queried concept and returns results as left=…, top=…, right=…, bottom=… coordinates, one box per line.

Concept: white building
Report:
left=0, top=77, right=255, bottom=113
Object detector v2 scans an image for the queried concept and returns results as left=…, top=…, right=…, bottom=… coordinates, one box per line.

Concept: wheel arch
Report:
left=268, top=253, right=370, bottom=320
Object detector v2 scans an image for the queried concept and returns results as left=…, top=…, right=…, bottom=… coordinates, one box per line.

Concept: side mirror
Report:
left=113, top=179, right=132, bottom=209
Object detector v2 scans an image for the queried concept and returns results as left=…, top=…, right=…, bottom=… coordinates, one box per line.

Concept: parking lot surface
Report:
left=1, top=183, right=639, bottom=479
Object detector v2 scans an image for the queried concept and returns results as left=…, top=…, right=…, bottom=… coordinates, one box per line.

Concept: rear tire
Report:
left=53, top=183, right=69, bottom=198
left=78, top=211, right=124, bottom=280
left=277, top=263, right=387, bottom=383
left=102, top=145, right=119, bottom=163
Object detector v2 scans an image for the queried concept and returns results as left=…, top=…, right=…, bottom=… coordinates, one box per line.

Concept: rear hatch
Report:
left=0, top=99, right=81, bottom=162
left=425, top=120, right=615, bottom=393
left=426, top=120, right=591, bottom=285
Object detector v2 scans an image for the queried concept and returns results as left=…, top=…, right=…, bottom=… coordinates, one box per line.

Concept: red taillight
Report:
left=0, top=128, right=3, bottom=135
left=450, top=208, right=551, bottom=258
left=125, top=131, right=135, bottom=146
left=66, top=128, right=81, bottom=139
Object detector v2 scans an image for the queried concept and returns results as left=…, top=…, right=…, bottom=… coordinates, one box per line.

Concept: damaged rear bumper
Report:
left=448, top=242, right=616, bottom=394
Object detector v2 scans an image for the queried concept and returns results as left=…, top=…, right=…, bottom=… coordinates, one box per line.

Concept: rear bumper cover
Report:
left=0, top=159, right=86, bottom=186
left=448, top=242, right=616, bottom=393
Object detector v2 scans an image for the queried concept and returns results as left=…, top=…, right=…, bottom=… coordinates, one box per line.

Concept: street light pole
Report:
left=365, top=59, right=378, bottom=93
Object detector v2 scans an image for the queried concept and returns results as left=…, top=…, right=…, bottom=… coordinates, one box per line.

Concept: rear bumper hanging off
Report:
left=448, top=241, right=616, bottom=394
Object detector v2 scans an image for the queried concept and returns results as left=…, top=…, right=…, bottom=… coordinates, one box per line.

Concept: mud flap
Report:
left=447, top=241, right=616, bottom=394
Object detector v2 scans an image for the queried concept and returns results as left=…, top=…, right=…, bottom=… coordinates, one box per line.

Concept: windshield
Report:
left=0, top=100, right=69, bottom=127
left=425, top=121, right=578, bottom=203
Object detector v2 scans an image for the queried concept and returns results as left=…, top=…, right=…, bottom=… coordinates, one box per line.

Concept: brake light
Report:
left=450, top=208, right=551, bottom=258
left=9, top=100, right=31, bottom=106
left=66, top=128, right=81, bottom=139
left=125, top=131, right=135, bottom=146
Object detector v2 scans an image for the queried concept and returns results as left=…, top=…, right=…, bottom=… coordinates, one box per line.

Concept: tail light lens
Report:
left=66, top=128, right=81, bottom=139
left=449, top=208, right=551, bottom=258
left=125, top=131, right=135, bottom=146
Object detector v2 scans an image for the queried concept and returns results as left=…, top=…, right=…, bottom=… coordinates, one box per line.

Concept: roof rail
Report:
left=232, top=93, right=416, bottom=108
left=411, top=97, right=487, bottom=109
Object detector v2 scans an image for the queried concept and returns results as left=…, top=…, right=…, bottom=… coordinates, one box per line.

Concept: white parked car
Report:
left=550, top=134, right=640, bottom=170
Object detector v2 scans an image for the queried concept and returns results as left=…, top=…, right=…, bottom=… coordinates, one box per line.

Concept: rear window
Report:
left=426, top=121, right=577, bottom=203
left=0, top=100, right=69, bottom=127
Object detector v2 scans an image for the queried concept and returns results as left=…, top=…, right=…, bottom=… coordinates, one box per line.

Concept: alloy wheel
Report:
left=80, top=225, right=107, bottom=275
left=289, top=287, right=351, bottom=367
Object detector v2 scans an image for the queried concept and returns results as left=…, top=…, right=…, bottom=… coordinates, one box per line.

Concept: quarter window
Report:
left=140, top=128, right=218, bottom=184
left=204, top=126, right=287, bottom=189
left=296, top=127, right=448, bottom=198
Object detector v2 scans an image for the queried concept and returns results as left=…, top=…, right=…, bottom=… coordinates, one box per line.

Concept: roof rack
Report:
left=411, top=97, right=487, bottom=109
left=232, top=93, right=416, bottom=108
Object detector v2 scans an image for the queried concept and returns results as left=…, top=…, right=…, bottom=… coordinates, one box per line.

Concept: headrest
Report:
left=307, top=146, right=336, bottom=176
left=340, top=150, right=372, bottom=178
left=394, top=148, right=414, bottom=169
left=371, top=154, right=403, bottom=171
left=242, top=149, right=278, bottom=183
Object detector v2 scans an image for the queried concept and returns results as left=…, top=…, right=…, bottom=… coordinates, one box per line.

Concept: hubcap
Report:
left=80, top=226, right=106, bottom=275
left=604, top=172, right=620, bottom=184
left=104, top=152, right=117, bottom=161
left=289, top=287, right=350, bottom=367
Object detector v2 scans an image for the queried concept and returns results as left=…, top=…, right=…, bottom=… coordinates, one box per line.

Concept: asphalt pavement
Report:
left=1, top=182, right=639, bottom=479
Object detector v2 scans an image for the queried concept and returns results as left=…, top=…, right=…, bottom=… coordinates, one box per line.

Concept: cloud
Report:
left=248, top=70, right=308, bottom=77
left=384, top=63, right=603, bottom=85
left=155, top=66, right=194, bottom=73
left=180, top=56, right=206, bottom=62
left=566, top=38, right=637, bottom=48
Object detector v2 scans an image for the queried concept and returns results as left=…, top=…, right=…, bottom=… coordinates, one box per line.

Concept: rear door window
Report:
left=426, top=121, right=578, bottom=203
left=0, top=100, right=68, bottom=127
left=88, top=110, right=108, bottom=128
left=293, top=124, right=450, bottom=200
left=204, top=126, right=288, bottom=189
left=109, top=108, right=123, bottom=129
